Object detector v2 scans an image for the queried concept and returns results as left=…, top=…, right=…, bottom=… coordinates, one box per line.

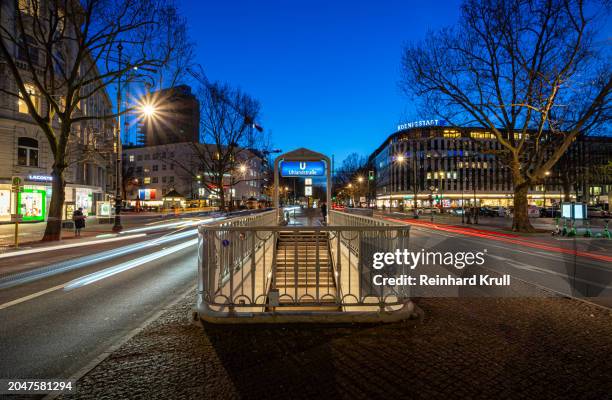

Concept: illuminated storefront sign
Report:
left=138, top=189, right=157, bottom=200
left=27, top=174, right=53, bottom=182
left=280, top=161, right=326, bottom=177
left=19, top=189, right=46, bottom=221
left=397, top=119, right=446, bottom=131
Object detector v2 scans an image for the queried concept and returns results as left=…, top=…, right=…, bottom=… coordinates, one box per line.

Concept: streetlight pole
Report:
left=112, top=42, right=124, bottom=232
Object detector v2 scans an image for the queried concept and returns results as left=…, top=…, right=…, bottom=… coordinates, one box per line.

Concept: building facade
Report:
left=369, top=125, right=612, bottom=209
left=137, top=85, right=200, bottom=146
left=0, top=0, right=116, bottom=222
left=122, top=143, right=266, bottom=208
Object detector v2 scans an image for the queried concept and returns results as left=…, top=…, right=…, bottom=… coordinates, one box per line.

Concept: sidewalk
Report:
left=59, top=290, right=612, bottom=399
left=0, top=212, right=182, bottom=248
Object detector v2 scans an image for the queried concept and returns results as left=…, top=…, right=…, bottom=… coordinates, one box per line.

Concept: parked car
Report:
left=540, top=207, right=561, bottom=218
left=498, top=206, right=512, bottom=217
left=420, top=207, right=442, bottom=214
left=479, top=207, right=498, bottom=217
left=528, top=205, right=541, bottom=218
left=450, top=208, right=465, bottom=216
left=587, top=206, right=607, bottom=218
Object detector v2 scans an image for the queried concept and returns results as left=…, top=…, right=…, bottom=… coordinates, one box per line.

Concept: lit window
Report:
left=18, top=83, right=40, bottom=114
left=144, top=177, right=151, bottom=184
left=443, top=130, right=460, bottom=138
left=129, top=155, right=135, bottom=162
left=470, top=131, right=494, bottom=140
left=17, top=137, right=39, bottom=167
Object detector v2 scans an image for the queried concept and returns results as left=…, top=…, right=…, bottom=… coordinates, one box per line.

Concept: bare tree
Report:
left=0, top=0, right=189, bottom=240
left=191, top=82, right=261, bottom=211
left=401, top=0, right=611, bottom=231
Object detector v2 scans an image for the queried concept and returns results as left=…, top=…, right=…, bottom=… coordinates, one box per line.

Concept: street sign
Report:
left=280, top=161, right=325, bottom=177
left=305, top=178, right=312, bottom=185
left=305, top=186, right=312, bottom=196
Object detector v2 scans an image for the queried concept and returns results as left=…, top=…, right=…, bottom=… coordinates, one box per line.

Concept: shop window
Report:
left=18, top=83, right=41, bottom=114
left=17, top=137, right=39, bottom=167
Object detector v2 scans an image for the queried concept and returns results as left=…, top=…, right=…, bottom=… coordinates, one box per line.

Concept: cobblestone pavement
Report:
left=59, top=291, right=612, bottom=400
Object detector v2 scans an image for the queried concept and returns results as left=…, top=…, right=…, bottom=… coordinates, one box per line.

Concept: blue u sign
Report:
left=280, top=161, right=326, bottom=177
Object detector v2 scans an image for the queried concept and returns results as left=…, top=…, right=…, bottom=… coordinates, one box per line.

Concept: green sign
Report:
left=18, top=189, right=46, bottom=221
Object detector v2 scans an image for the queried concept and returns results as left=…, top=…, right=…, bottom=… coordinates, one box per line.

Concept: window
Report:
left=162, top=164, right=167, bottom=171
left=470, top=131, right=494, bottom=140
left=152, top=165, right=159, bottom=172
left=162, top=176, right=167, bottom=183
left=17, top=137, right=39, bottom=166
left=170, top=163, right=174, bottom=170
left=169, top=176, right=174, bottom=183
left=18, top=83, right=40, bottom=114
left=129, top=155, right=135, bottom=162
left=137, top=154, right=143, bottom=161
left=144, top=154, right=150, bottom=160
left=144, top=177, right=151, bottom=184
left=443, top=130, right=460, bottom=138
left=152, top=177, right=158, bottom=183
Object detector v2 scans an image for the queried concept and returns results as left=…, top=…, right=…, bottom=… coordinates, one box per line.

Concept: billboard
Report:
left=280, top=161, right=325, bottom=177
left=138, top=189, right=157, bottom=200
left=19, top=189, right=46, bottom=221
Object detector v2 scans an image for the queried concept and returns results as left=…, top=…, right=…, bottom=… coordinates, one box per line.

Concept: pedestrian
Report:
left=73, top=207, right=86, bottom=237
left=320, top=201, right=327, bottom=224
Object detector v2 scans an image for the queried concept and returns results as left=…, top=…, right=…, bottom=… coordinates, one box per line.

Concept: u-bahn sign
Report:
left=280, top=161, right=325, bottom=177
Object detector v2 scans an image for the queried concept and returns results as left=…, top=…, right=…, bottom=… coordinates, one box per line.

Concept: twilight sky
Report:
left=179, top=0, right=463, bottom=163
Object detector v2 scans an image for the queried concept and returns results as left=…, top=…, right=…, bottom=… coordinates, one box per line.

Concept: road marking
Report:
left=0, top=283, right=65, bottom=310
left=0, top=233, right=147, bottom=260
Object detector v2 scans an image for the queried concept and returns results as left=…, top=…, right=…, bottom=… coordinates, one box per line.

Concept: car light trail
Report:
left=0, top=234, right=147, bottom=260
left=385, top=217, right=612, bottom=263
left=63, top=238, right=198, bottom=291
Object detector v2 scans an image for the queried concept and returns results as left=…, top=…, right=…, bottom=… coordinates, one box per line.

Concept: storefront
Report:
left=0, top=174, right=105, bottom=223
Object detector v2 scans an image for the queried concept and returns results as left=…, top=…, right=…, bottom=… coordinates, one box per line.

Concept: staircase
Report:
left=272, top=231, right=338, bottom=310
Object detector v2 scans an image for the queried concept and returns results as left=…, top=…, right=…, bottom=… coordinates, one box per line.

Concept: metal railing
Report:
left=196, top=210, right=411, bottom=318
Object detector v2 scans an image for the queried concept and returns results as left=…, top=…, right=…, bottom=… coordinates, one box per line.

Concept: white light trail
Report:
left=63, top=238, right=198, bottom=290
left=0, top=234, right=147, bottom=260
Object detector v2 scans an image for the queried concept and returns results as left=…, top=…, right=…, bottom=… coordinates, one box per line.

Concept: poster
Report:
left=19, top=189, right=46, bottom=221
left=0, top=189, right=11, bottom=218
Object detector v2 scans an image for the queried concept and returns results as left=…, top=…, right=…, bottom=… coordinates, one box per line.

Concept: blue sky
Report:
left=178, top=0, right=462, bottom=163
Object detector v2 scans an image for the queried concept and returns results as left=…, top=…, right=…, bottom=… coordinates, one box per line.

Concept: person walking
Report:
left=320, top=201, right=327, bottom=225
left=73, top=207, right=86, bottom=237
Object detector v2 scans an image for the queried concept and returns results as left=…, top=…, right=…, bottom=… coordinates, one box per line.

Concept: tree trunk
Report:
left=217, top=177, right=226, bottom=211
left=511, top=163, right=535, bottom=232
left=42, top=166, right=66, bottom=241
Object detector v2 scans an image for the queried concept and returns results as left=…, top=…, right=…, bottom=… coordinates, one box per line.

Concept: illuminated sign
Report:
left=18, top=189, right=46, bottom=221
left=280, top=161, right=325, bottom=177
left=27, top=174, right=53, bottom=182
left=138, top=189, right=157, bottom=200
left=305, top=186, right=312, bottom=196
left=397, top=119, right=446, bottom=131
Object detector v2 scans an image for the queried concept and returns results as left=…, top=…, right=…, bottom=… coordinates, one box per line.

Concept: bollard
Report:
left=583, top=221, right=592, bottom=238
left=604, top=220, right=611, bottom=239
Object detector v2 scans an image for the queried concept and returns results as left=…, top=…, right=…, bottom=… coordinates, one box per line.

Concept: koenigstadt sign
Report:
left=397, top=119, right=446, bottom=131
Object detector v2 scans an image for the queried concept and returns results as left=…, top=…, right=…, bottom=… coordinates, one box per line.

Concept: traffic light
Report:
left=368, top=170, right=374, bottom=181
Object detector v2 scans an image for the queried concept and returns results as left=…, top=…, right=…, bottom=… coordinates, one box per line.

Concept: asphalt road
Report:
left=0, top=209, right=609, bottom=385
left=0, top=226, right=199, bottom=381
left=395, top=220, right=612, bottom=307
